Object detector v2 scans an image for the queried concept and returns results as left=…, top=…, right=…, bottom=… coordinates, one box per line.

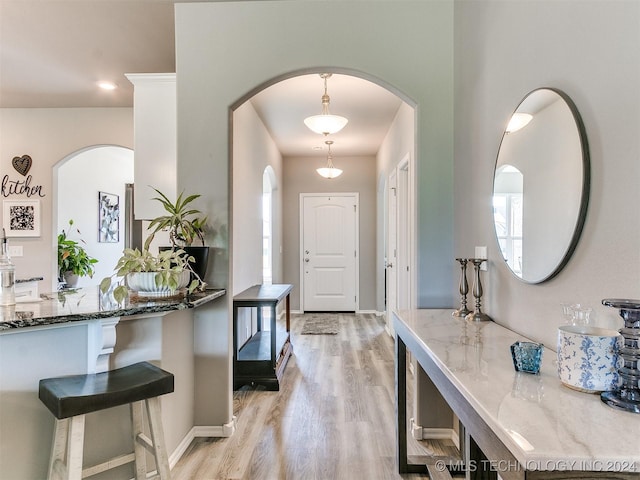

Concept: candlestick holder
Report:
left=600, top=298, right=640, bottom=414
left=465, top=258, right=492, bottom=322
left=453, top=258, right=471, bottom=317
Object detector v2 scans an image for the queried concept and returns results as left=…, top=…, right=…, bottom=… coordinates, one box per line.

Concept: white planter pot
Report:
left=126, top=271, right=190, bottom=298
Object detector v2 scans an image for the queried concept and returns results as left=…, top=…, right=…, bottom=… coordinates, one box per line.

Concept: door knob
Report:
left=304, top=258, right=310, bottom=263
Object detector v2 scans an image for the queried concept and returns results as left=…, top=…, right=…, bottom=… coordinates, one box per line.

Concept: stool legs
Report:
left=146, top=397, right=171, bottom=479
left=48, top=416, right=85, bottom=480
left=47, top=400, right=170, bottom=480
left=130, top=398, right=170, bottom=480
left=131, top=401, right=147, bottom=480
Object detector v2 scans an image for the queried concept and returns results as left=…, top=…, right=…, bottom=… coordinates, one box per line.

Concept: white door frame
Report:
left=386, top=152, right=416, bottom=334
left=299, top=192, right=360, bottom=313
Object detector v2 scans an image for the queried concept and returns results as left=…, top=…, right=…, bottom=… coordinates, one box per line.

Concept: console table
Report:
left=233, top=284, right=293, bottom=391
left=393, top=309, right=640, bottom=480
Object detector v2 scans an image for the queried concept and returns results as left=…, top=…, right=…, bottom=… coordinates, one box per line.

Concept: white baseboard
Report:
left=169, top=428, right=196, bottom=469
left=356, top=309, right=377, bottom=314
left=422, top=427, right=458, bottom=443
left=410, top=418, right=423, bottom=440
left=169, top=417, right=237, bottom=469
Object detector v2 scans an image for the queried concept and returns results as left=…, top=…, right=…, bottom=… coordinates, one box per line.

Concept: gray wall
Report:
left=0, top=108, right=132, bottom=289
left=283, top=155, right=377, bottom=312
left=175, top=0, right=454, bottom=427
left=453, top=0, right=640, bottom=348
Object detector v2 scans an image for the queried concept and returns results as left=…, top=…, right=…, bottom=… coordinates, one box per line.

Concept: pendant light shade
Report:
left=304, top=73, right=348, bottom=136
left=317, top=140, right=343, bottom=179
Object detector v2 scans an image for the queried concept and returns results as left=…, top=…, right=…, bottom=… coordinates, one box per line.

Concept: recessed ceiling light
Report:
left=97, top=81, right=117, bottom=91
left=312, top=146, right=323, bottom=151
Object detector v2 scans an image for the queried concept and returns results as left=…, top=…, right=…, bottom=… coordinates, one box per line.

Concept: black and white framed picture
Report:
left=98, top=191, right=120, bottom=243
left=2, top=200, right=41, bottom=237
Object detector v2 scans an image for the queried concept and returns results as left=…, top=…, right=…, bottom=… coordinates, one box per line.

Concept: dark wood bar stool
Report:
left=39, top=361, right=174, bottom=480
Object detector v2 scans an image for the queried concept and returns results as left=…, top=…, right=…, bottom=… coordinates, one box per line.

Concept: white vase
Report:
left=126, top=271, right=190, bottom=298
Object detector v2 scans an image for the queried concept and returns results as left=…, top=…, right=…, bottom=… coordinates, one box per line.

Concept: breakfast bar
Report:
left=0, top=287, right=225, bottom=480
left=394, top=309, right=640, bottom=479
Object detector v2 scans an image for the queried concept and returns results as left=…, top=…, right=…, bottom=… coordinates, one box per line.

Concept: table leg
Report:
left=285, top=294, right=290, bottom=332
left=397, top=335, right=409, bottom=473
left=257, top=305, right=262, bottom=332
left=271, top=305, right=277, bottom=366
left=396, top=335, right=427, bottom=474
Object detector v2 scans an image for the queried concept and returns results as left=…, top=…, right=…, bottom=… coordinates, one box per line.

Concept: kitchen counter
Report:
left=394, top=309, right=640, bottom=479
left=0, top=285, right=227, bottom=479
left=0, top=286, right=226, bottom=331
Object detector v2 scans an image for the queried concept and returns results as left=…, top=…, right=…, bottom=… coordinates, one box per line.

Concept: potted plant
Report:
left=57, top=219, right=98, bottom=287
left=99, top=247, right=205, bottom=304
left=145, top=187, right=210, bottom=280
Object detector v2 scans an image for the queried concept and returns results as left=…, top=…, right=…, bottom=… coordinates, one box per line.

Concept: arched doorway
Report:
left=53, top=145, right=134, bottom=290
left=232, top=70, right=416, bottom=317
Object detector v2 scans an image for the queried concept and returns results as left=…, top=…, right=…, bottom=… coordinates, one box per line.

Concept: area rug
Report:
left=300, top=314, right=340, bottom=335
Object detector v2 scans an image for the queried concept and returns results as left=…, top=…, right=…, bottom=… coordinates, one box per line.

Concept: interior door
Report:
left=301, top=194, right=358, bottom=312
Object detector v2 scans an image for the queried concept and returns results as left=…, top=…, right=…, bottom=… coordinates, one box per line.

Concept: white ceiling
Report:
left=0, top=1, right=403, bottom=157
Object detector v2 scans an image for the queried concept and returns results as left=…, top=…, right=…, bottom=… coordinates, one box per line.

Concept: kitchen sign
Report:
left=2, top=155, right=45, bottom=198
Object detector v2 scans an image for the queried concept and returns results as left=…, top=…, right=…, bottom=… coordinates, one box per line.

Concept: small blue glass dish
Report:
left=510, top=341, right=543, bottom=374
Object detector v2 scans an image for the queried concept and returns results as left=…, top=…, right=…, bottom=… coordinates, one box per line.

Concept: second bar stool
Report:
left=39, top=361, right=174, bottom=480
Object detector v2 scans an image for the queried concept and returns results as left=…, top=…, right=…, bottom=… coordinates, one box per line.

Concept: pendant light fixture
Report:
left=317, top=140, right=343, bottom=179
left=304, top=73, right=348, bottom=136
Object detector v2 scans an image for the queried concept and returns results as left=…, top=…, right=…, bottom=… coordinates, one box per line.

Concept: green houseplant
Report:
left=99, top=247, right=205, bottom=304
left=57, top=219, right=98, bottom=287
left=145, top=187, right=207, bottom=249
left=145, top=187, right=210, bottom=280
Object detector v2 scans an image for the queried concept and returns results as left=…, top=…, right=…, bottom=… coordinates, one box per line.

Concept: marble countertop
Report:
left=0, top=287, right=226, bottom=331
left=393, top=309, right=639, bottom=473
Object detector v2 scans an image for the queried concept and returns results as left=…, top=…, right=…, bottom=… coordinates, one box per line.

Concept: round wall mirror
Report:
left=493, top=88, right=590, bottom=283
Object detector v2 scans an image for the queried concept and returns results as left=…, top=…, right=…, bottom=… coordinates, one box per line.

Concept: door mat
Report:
left=300, top=314, right=340, bottom=335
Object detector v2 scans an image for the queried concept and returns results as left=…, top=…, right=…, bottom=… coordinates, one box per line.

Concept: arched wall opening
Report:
left=53, top=145, right=134, bottom=290
left=231, top=69, right=416, bottom=317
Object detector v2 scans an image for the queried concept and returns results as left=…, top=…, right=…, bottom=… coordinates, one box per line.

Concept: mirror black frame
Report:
left=492, top=87, right=590, bottom=284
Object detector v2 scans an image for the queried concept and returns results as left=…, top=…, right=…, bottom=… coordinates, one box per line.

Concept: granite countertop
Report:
left=0, top=287, right=226, bottom=331
left=15, top=277, right=44, bottom=284
left=393, top=309, right=640, bottom=474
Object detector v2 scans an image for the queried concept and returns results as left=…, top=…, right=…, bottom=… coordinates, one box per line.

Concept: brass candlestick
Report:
left=465, top=258, right=492, bottom=322
left=453, top=258, right=471, bottom=317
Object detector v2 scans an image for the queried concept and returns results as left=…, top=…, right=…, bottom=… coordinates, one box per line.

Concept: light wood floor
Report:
left=171, top=313, right=452, bottom=480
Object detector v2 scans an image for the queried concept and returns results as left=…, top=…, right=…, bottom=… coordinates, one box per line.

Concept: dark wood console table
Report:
left=233, top=284, right=293, bottom=391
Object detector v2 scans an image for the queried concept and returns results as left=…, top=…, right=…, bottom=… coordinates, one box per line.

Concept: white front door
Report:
left=301, top=193, right=358, bottom=312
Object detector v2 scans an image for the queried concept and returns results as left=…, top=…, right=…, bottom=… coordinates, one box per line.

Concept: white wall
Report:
left=0, top=108, right=132, bottom=289
left=56, top=146, right=134, bottom=289
left=454, top=0, right=640, bottom=347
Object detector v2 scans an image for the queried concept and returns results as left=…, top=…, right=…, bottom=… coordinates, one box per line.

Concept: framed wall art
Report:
left=98, top=191, right=120, bottom=243
left=2, top=200, right=41, bottom=237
